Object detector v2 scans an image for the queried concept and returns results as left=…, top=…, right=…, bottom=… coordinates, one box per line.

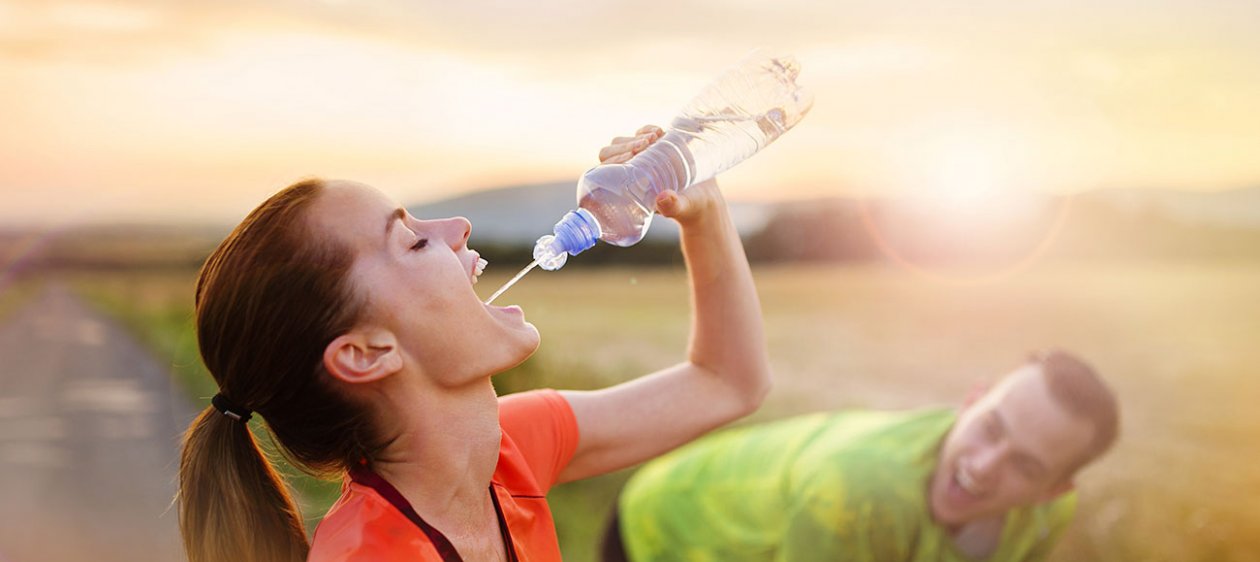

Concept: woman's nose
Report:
left=442, top=217, right=472, bottom=249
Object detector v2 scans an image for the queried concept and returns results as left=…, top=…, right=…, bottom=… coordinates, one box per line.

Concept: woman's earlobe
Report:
left=323, top=331, right=402, bottom=384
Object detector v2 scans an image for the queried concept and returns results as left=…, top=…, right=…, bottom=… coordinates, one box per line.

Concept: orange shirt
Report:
left=308, top=389, right=580, bottom=562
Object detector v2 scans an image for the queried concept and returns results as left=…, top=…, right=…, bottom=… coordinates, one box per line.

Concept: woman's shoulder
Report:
left=308, top=481, right=440, bottom=562
left=498, top=389, right=573, bottom=429
left=495, top=389, right=580, bottom=493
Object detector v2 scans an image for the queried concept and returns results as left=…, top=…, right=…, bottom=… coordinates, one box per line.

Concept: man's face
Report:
left=928, top=365, right=1095, bottom=527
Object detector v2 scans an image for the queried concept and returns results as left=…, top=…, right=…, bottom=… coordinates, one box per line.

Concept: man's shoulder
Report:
left=794, top=408, right=953, bottom=475
left=991, top=491, right=1079, bottom=560
left=1032, top=489, right=1079, bottom=533
left=818, top=407, right=954, bottom=446
left=784, top=408, right=953, bottom=522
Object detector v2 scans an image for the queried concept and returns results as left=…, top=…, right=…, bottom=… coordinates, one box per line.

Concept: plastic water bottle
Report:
left=535, top=49, right=814, bottom=270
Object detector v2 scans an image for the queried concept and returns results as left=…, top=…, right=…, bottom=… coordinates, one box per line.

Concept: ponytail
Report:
left=180, top=179, right=381, bottom=560
left=179, top=406, right=308, bottom=562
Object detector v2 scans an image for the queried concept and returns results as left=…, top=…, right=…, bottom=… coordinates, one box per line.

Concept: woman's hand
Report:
left=596, top=124, right=723, bottom=227
left=597, top=124, right=663, bottom=164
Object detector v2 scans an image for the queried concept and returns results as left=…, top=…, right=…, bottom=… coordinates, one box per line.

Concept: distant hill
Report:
left=411, top=182, right=1260, bottom=265
left=743, top=186, right=1260, bottom=264
left=3, top=184, right=1258, bottom=271
left=408, top=182, right=774, bottom=245
left=1090, top=186, right=1260, bottom=229
left=1050, top=186, right=1260, bottom=261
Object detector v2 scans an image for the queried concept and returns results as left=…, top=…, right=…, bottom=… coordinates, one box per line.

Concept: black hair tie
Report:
left=211, top=393, right=253, bottom=423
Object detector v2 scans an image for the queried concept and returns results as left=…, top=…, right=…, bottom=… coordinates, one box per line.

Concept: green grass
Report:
left=63, top=260, right=1260, bottom=562
left=0, top=275, right=42, bottom=321
left=66, top=270, right=345, bottom=528
left=68, top=271, right=212, bottom=398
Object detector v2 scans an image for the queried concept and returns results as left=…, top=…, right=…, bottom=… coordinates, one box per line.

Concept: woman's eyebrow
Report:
left=384, top=207, right=407, bottom=238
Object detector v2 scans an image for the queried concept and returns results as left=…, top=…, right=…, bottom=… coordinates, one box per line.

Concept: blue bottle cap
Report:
left=552, top=208, right=601, bottom=255
left=533, top=208, right=602, bottom=271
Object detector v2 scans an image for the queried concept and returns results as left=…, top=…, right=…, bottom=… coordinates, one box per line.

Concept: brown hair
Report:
left=1028, top=349, right=1120, bottom=476
left=178, top=179, right=381, bottom=562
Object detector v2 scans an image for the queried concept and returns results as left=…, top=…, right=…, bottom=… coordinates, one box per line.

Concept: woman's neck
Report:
left=370, top=376, right=502, bottom=532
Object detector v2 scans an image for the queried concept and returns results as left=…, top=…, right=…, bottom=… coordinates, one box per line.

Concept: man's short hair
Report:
left=1027, top=349, right=1119, bottom=476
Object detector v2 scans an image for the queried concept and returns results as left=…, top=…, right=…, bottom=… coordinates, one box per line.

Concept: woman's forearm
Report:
left=677, top=194, right=772, bottom=411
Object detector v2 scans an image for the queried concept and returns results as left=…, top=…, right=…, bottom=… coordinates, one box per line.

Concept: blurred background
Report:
left=2, top=1, right=1259, bottom=561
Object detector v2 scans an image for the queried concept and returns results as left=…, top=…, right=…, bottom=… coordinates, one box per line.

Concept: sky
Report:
left=1, top=0, right=1259, bottom=225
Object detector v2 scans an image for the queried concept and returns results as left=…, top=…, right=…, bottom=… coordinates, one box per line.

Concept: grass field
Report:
left=51, top=258, right=1260, bottom=561
left=0, top=277, right=41, bottom=321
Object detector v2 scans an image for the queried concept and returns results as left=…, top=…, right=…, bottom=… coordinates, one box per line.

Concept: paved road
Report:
left=0, top=283, right=194, bottom=562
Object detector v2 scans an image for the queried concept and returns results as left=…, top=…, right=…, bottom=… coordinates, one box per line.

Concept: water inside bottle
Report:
left=484, top=259, right=540, bottom=305
left=669, top=108, right=790, bottom=183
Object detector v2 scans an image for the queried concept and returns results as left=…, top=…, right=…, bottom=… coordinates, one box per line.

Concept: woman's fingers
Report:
left=598, top=126, right=664, bottom=163
left=654, top=190, right=694, bottom=219
left=608, top=127, right=662, bottom=147
left=635, top=124, right=664, bottom=138
left=604, top=151, right=634, bottom=164
left=599, top=141, right=638, bottom=162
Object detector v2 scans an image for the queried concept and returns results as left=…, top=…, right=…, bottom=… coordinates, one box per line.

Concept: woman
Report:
left=178, top=126, right=771, bottom=562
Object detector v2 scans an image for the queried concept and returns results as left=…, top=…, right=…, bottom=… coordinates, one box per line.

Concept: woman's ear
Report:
left=323, top=329, right=403, bottom=384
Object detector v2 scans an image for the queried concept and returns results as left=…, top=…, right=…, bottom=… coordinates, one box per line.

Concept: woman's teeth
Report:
left=473, top=257, right=488, bottom=283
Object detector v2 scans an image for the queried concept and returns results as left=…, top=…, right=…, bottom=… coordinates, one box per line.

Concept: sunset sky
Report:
left=2, top=0, right=1258, bottom=225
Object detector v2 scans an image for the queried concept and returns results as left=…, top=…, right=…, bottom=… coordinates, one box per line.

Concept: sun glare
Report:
left=928, top=136, right=1009, bottom=210
left=856, top=119, right=1071, bottom=285
left=894, top=122, right=1040, bottom=222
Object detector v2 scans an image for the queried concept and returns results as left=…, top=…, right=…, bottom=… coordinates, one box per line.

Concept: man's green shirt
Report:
left=619, top=409, right=1075, bottom=561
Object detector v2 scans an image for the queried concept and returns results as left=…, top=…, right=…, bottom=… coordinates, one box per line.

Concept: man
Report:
left=603, top=350, right=1119, bottom=561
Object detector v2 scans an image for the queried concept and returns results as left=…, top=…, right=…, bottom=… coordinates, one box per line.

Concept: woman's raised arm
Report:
left=556, top=125, right=772, bottom=483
